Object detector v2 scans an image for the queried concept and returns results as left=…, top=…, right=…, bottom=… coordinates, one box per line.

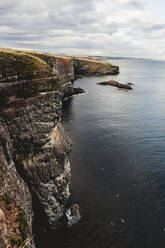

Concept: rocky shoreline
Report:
left=0, top=48, right=119, bottom=247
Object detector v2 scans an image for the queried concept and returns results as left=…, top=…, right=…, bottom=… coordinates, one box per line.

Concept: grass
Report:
left=18, top=236, right=33, bottom=248
left=11, top=236, right=33, bottom=248
left=0, top=194, right=12, bottom=210
left=0, top=48, right=52, bottom=79
left=16, top=211, right=28, bottom=241
left=76, top=59, right=114, bottom=74
left=0, top=47, right=118, bottom=83
left=10, top=210, right=29, bottom=247
left=0, top=194, right=30, bottom=247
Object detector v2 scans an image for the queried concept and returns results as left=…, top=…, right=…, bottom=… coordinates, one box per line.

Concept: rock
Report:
left=0, top=208, right=7, bottom=248
left=63, top=87, right=85, bottom=99
left=97, top=80, right=133, bottom=90
left=73, top=57, right=119, bottom=76
left=66, top=204, right=81, bottom=227
left=76, top=75, right=82, bottom=79
left=0, top=49, right=76, bottom=246
left=0, top=119, right=34, bottom=247
left=0, top=48, right=120, bottom=246
left=73, top=88, right=86, bottom=95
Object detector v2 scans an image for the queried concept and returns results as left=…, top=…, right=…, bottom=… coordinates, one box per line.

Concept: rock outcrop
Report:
left=73, top=57, right=119, bottom=76
left=0, top=118, right=34, bottom=247
left=97, top=80, right=133, bottom=90
left=0, top=48, right=119, bottom=247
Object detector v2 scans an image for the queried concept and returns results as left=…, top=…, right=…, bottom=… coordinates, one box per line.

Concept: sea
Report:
left=36, top=58, right=165, bottom=248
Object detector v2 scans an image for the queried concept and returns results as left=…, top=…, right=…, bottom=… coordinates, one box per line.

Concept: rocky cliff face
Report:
left=0, top=48, right=119, bottom=247
left=0, top=118, right=34, bottom=248
left=73, top=57, right=119, bottom=76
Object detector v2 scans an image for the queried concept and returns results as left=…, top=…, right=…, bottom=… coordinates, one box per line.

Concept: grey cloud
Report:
left=0, top=0, right=165, bottom=59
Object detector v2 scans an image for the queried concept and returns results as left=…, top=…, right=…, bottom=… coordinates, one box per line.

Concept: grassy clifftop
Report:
left=0, top=48, right=119, bottom=82
left=0, top=49, right=60, bottom=108
left=73, top=56, right=119, bottom=75
left=0, top=48, right=53, bottom=81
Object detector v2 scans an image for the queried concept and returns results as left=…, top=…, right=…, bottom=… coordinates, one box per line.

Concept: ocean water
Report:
left=37, top=59, right=165, bottom=248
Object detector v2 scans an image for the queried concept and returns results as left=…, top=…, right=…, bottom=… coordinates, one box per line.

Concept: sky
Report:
left=148, top=1, right=165, bottom=20
left=0, top=0, right=165, bottom=60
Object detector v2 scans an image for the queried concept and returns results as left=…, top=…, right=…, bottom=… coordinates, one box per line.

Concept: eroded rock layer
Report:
left=0, top=48, right=119, bottom=247
left=4, top=93, right=72, bottom=230
left=0, top=118, right=34, bottom=247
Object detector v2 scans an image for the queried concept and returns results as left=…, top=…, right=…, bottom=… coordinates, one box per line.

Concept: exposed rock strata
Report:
left=73, top=57, right=119, bottom=76
left=0, top=118, right=34, bottom=247
left=97, top=80, right=132, bottom=90
left=0, top=48, right=119, bottom=247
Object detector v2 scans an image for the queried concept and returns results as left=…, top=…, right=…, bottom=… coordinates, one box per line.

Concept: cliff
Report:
left=73, top=57, right=119, bottom=76
left=0, top=48, right=119, bottom=247
left=0, top=119, right=33, bottom=247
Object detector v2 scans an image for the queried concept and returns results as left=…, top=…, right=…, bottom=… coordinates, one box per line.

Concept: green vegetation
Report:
left=0, top=48, right=61, bottom=102
left=75, top=58, right=115, bottom=74
left=11, top=236, right=31, bottom=248
left=16, top=211, right=28, bottom=241
left=1, top=194, right=12, bottom=205
left=0, top=48, right=52, bottom=80
left=0, top=194, right=29, bottom=247
left=11, top=238, right=22, bottom=247
left=0, top=194, right=12, bottom=210
left=10, top=210, right=29, bottom=247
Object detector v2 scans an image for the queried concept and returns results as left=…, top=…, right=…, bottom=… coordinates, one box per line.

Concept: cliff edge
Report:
left=0, top=48, right=119, bottom=247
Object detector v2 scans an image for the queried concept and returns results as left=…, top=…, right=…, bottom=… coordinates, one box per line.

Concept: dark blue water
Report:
left=39, top=59, right=165, bottom=248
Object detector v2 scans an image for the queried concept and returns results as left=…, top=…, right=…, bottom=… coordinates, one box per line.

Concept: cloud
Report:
left=0, top=0, right=165, bottom=59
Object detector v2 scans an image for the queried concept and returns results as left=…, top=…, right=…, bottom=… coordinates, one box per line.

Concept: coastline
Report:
left=0, top=48, right=119, bottom=247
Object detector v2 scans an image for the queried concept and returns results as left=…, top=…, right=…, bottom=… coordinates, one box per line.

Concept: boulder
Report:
left=73, top=88, right=86, bottom=95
